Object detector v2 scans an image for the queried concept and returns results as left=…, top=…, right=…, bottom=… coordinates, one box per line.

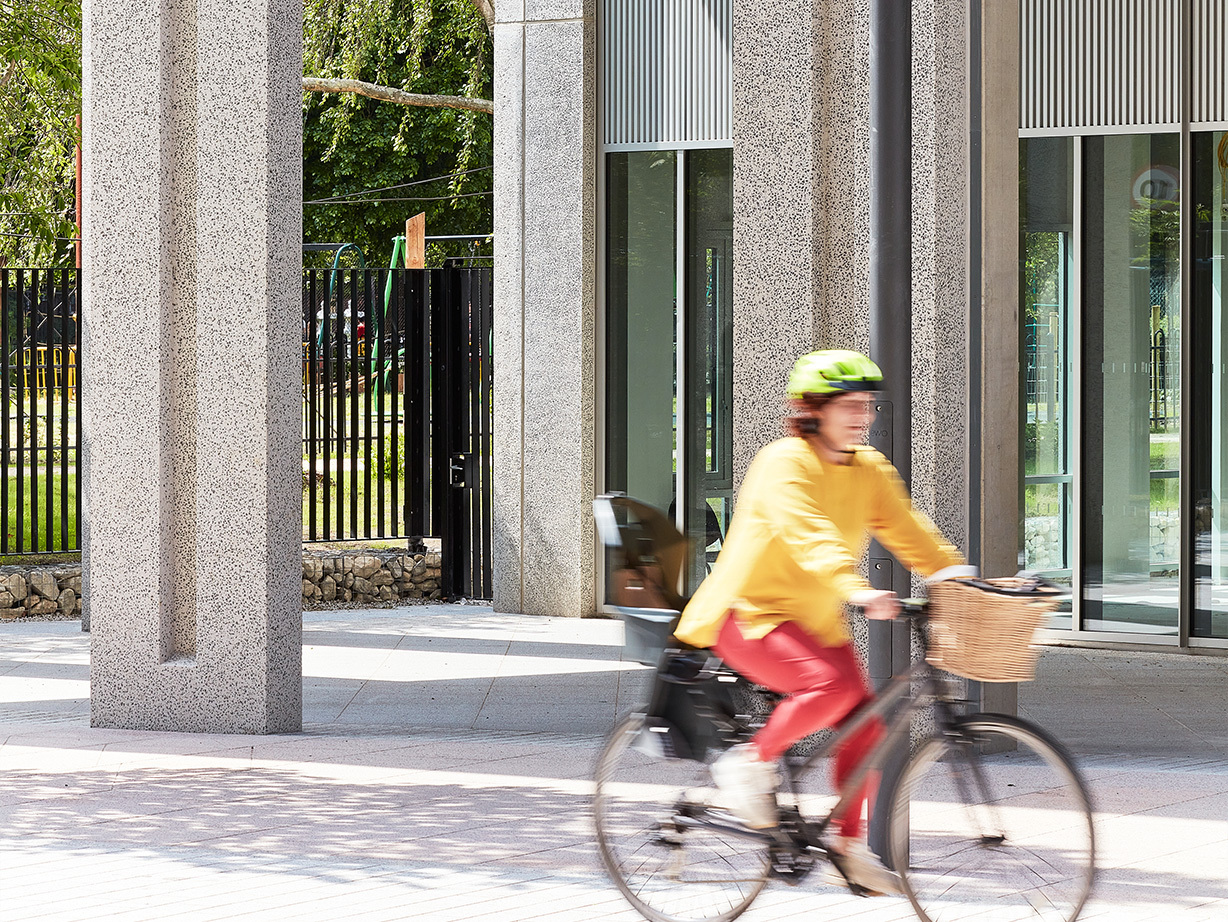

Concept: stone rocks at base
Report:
left=6, top=574, right=28, bottom=602
left=29, top=570, right=59, bottom=601
left=351, top=555, right=381, bottom=580
left=0, top=550, right=461, bottom=618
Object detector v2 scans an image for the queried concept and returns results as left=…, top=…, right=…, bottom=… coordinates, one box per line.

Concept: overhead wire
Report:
left=305, top=165, right=493, bottom=204
left=304, top=190, right=492, bottom=205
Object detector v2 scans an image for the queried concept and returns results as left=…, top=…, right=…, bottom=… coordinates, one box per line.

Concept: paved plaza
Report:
left=2, top=606, right=1227, bottom=921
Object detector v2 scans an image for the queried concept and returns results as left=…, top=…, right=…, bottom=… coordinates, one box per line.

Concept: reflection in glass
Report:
left=1082, top=134, right=1181, bottom=634
left=1019, top=138, right=1074, bottom=626
left=1193, top=132, right=1228, bottom=639
left=605, top=152, right=677, bottom=513
left=683, top=149, right=734, bottom=593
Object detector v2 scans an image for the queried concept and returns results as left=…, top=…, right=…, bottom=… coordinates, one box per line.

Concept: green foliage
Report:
left=0, top=0, right=81, bottom=267
left=303, top=0, right=493, bottom=269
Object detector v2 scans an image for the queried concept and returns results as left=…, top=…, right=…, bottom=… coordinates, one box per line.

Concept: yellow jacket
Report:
left=674, top=438, right=963, bottom=649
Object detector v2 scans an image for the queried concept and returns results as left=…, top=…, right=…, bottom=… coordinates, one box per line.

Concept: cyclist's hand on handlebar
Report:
left=848, top=589, right=901, bottom=620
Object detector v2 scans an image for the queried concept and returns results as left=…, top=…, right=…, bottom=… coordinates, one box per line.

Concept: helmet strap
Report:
left=806, top=417, right=857, bottom=459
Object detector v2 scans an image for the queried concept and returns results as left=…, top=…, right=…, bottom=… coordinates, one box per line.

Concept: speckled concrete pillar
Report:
left=732, top=0, right=974, bottom=565
left=492, top=0, right=597, bottom=617
left=732, top=0, right=874, bottom=487
left=910, top=0, right=973, bottom=560
left=82, top=0, right=303, bottom=732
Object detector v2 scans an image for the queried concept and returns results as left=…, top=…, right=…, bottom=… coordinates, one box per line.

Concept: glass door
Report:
left=1081, top=134, right=1182, bottom=636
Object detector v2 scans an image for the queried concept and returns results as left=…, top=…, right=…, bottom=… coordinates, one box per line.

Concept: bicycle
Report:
left=592, top=587, right=1096, bottom=922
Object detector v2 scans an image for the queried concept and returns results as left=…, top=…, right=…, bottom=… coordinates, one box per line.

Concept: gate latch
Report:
left=451, top=452, right=475, bottom=488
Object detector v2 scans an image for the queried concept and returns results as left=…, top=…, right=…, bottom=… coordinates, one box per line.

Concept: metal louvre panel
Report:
left=1021, top=0, right=1186, bottom=131
left=603, top=0, right=732, bottom=149
left=1194, top=0, right=1227, bottom=125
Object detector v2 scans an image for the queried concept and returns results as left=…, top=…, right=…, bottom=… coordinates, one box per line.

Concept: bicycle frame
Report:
left=677, top=615, right=970, bottom=851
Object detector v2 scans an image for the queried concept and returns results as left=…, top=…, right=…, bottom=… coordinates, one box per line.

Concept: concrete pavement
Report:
left=2, top=605, right=1227, bottom=921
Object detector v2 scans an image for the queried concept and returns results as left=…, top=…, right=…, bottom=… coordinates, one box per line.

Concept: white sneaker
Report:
left=709, top=743, right=779, bottom=828
left=826, top=840, right=902, bottom=896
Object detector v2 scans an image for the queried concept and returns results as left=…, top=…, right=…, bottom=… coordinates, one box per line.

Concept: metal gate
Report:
left=301, top=266, right=493, bottom=600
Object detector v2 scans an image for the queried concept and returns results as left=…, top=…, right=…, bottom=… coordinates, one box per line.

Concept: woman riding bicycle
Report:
left=672, top=349, right=971, bottom=895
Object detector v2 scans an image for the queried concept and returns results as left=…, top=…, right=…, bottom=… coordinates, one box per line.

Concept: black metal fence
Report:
left=0, top=265, right=492, bottom=602
left=0, top=267, right=82, bottom=555
left=302, top=266, right=493, bottom=599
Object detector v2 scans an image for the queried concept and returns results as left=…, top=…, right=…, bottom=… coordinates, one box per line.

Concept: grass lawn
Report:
left=4, top=470, right=77, bottom=554
left=303, top=471, right=411, bottom=542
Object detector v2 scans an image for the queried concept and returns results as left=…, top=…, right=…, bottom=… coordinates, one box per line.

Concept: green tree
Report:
left=0, top=0, right=81, bottom=267
left=303, top=0, right=494, bottom=268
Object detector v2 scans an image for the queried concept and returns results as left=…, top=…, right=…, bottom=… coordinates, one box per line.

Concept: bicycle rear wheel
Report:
left=594, top=714, right=770, bottom=922
left=889, top=714, right=1095, bottom=922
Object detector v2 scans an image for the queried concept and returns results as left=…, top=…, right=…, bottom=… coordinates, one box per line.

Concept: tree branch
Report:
left=302, top=77, right=493, bottom=115
left=469, top=0, right=495, bottom=33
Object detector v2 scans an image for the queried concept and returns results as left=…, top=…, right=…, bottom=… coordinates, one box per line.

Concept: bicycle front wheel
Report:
left=594, top=714, right=770, bottom=922
left=889, top=714, right=1095, bottom=922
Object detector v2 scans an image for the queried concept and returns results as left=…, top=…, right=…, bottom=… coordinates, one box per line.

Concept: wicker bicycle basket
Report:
left=926, top=577, right=1064, bottom=682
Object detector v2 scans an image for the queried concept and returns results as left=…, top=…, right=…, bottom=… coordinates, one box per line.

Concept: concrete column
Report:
left=732, top=0, right=874, bottom=485
left=82, top=0, right=302, bottom=732
left=911, top=0, right=973, bottom=561
left=731, top=0, right=869, bottom=486
left=978, top=0, right=1022, bottom=585
left=733, top=0, right=980, bottom=583
left=492, top=0, right=597, bottom=616
left=732, top=0, right=974, bottom=546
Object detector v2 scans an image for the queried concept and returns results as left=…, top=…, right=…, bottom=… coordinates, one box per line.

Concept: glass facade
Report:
left=1193, top=131, right=1228, bottom=640
left=1020, top=137, right=1074, bottom=627
left=605, top=151, right=678, bottom=515
left=605, top=148, right=733, bottom=592
left=1016, top=139, right=1075, bottom=586
left=1020, top=131, right=1228, bottom=644
left=1082, top=134, right=1182, bottom=635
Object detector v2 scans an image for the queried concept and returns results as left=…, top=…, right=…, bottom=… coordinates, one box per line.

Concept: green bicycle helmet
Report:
left=786, top=350, right=883, bottom=399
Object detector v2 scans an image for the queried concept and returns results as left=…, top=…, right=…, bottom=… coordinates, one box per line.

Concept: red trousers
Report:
left=713, top=616, right=883, bottom=838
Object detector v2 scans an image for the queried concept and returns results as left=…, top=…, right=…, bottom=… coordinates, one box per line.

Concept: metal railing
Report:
left=0, top=267, right=82, bottom=555
left=302, top=266, right=493, bottom=599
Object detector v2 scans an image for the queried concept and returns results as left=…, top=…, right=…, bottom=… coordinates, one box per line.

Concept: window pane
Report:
left=1020, top=137, right=1074, bottom=616
left=1193, top=131, right=1228, bottom=639
left=605, top=151, right=678, bottom=512
left=1081, top=134, right=1181, bottom=635
left=683, top=149, right=733, bottom=592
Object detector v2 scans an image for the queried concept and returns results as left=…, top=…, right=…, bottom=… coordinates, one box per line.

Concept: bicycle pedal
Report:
left=768, top=846, right=816, bottom=886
